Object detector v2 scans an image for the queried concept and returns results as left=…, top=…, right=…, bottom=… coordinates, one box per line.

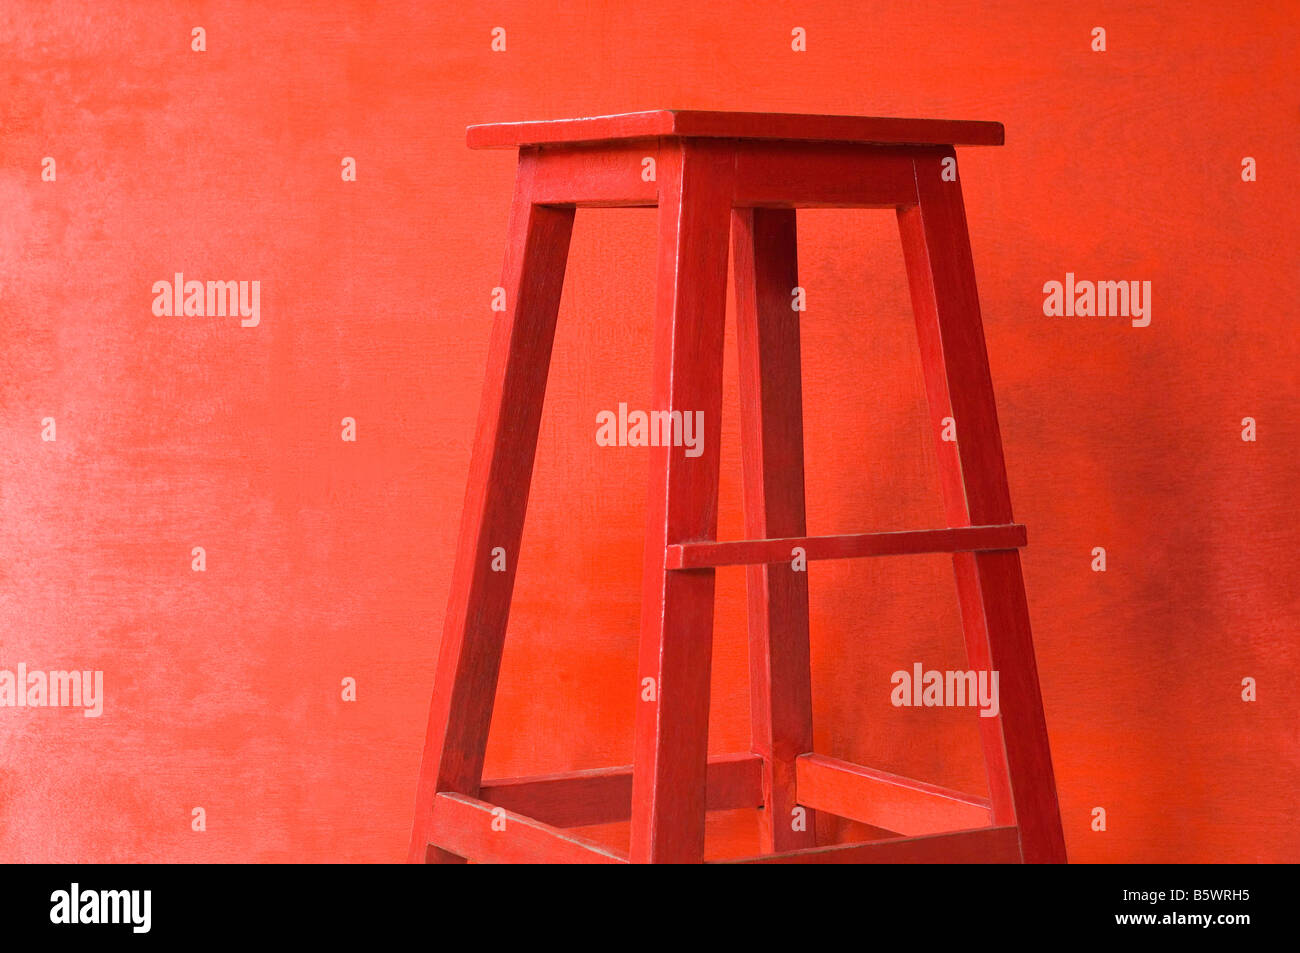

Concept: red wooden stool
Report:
left=409, top=110, right=1067, bottom=864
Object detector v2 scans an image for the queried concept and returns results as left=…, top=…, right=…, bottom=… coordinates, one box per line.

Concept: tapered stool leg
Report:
left=732, top=207, right=819, bottom=852
left=629, top=141, right=735, bottom=864
left=897, top=149, right=1067, bottom=863
left=408, top=153, right=575, bottom=863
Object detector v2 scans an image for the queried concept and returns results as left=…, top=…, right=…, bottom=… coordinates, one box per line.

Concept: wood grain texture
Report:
left=520, top=139, right=927, bottom=211
left=733, top=142, right=919, bottom=208
left=468, top=110, right=1005, bottom=149
left=478, top=753, right=762, bottom=828
left=795, top=754, right=993, bottom=837
left=953, top=552, right=1016, bottom=826
left=527, top=141, right=660, bottom=207
left=732, top=207, right=818, bottom=853
left=429, top=793, right=627, bottom=863
left=719, top=826, right=1023, bottom=864
left=973, top=550, right=1068, bottom=863
left=408, top=154, right=575, bottom=863
left=668, top=524, right=1026, bottom=568
left=898, top=151, right=1066, bottom=863
left=629, top=139, right=735, bottom=864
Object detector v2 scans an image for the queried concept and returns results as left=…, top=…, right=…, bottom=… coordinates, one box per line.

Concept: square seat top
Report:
left=467, top=109, right=1004, bottom=150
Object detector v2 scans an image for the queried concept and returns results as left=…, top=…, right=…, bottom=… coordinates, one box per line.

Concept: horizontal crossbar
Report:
left=478, top=753, right=763, bottom=827
left=666, top=524, right=1026, bottom=569
left=428, top=793, right=628, bottom=863
left=717, top=825, right=1022, bottom=864
left=429, top=755, right=1018, bottom=862
left=524, top=140, right=923, bottom=209
left=795, top=753, right=993, bottom=836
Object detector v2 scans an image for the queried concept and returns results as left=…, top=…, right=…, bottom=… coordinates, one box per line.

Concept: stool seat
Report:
left=468, top=109, right=1005, bottom=149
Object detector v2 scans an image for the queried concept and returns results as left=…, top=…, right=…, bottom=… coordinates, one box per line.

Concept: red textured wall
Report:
left=2, top=1, right=1296, bottom=863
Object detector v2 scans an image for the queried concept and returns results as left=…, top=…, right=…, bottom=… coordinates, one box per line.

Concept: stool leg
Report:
left=408, top=153, right=575, bottom=863
left=897, top=149, right=1067, bottom=863
left=629, top=141, right=735, bottom=864
left=731, top=207, right=818, bottom=852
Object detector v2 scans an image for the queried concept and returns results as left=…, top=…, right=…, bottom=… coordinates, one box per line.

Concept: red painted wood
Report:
left=897, top=163, right=1018, bottom=827
left=528, top=142, right=659, bottom=207
left=429, top=794, right=627, bottom=864
left=795, top=754, right=992, bottom=837
left=898, top=155, right=1010, bottom=523
left=629, top=140, right=735, bottom=864
left=733, top=143, right=918, bottom=209
left=720, top=826, right=1023, bottom=864
left=953, top=552, right=1016, bottom=825
left=412, top=119, right=1063, bottom=864
left=974, top=551, right=1068, bottom=863
left=667, top=523, right=1026, bottom=569
left=479, top=753, right=762, bottom=828
left=732, top=207, right=818, bottom=853
left=407, top=154, right=575, bottom=863
left=897, top=150, right=1066, bottom=863
left=468, top=110, right=1005, bottom=150
left=525, top=140, right=925, bottom=211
